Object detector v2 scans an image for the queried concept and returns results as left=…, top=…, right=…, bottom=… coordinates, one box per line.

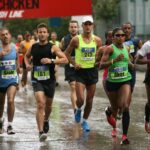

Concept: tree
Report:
left=3, top=18, right=48, bottom=39
left=93, top=0, right=121, bottom=22
left=3, top=17, right=70, bottom=41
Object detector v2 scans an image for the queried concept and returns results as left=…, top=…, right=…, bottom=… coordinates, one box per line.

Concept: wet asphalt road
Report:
left=0, top=67, right=150, bottom=150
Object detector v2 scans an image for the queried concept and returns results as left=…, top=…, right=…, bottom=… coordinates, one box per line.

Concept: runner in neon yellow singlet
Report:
left=65, top=16, right=102, bottom=132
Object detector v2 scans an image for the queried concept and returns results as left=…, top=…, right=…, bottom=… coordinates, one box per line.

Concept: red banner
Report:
left=0, top=0, right=92, bottom=20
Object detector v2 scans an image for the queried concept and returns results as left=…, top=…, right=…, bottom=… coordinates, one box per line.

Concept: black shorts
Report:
left=32, top=81, right=55, bottom=98
left=76, top=67, right=98, bottom=85
left=144, top=70, right=150, bottom=85
left=0, top=83, right=18, bottom=93
left=129, top=69, right=136, bottom=91
left=65, top=65, right=76, bottom=83
left=106, top=80, right=131, bottom=92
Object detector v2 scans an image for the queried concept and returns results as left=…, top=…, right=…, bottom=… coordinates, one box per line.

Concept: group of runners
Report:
left=0, top=16, right=150, bottom=145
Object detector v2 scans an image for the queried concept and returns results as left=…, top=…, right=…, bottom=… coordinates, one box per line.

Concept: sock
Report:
left=0, top=118, right=3, bottom=122
left=83, top=118, right=87, bottom=122
left=122, top=110, right=130, bottom=135
left=8, top=122, right=12, bottom=127
left=39, top=131, right=44, bottom=135
left=145, top=103, right=150, bottom=122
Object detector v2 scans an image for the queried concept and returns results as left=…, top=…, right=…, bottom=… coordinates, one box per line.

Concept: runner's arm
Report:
left=100, top=46, right=114, bottom=68
left=64, top=36, right=78, bottom=66
left=24, top=47, right=32, bottom=71
left=40, top=45, right=68, bottom=65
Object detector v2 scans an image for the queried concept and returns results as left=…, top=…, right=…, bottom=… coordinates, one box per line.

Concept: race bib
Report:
left=34, top=66, right=50, bottom=81
left=0, top=60, right=17, bottom=79
left=110, top=66, right=128, bottom=79
left=81, top=47, right=95, bottom=61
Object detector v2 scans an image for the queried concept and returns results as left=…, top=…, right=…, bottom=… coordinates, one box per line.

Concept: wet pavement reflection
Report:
left=0, top=68, right=150, bottom=150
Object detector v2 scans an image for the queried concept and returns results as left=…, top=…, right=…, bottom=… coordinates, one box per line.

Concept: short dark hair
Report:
left=112, top=27, right=123, bottom=37
left=69, top=20, right=78, bottom=25
left=0, top=27, right=9, bottom=33
left=122, top=22, right=132, bottom=27
left=37, top=23, right=49, bottom=33
left=105, top=28, right=113, bottom=38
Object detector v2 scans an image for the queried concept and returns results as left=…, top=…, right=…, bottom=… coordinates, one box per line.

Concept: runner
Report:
left=122, top=22, right=142, bottom=92
left=24, top=23, right=68, bottom=141
left=19, top=31, right=32, bottom=92
left=15, top=34, right=24, bottom=67
left=60, top=20, right=79, bottom=113
left=96, top=29, right=113, bottom=95
left=136, top=41, right=150, bottom=134
left=50, top=31, right=60, bottom=87
left=31, top=30, right=39, bottom=44
left=0, top=27, right=20, bottom=135
left=100, top=27, right=132, bottom=145
left=65, top=16, right=102, bottom=131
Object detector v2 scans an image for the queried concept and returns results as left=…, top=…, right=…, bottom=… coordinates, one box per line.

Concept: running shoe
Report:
left=7, top=125, right=15, bottom=135
left=145, top=121, right=150, bottom=133
left=43, top=120, right=49, bottom=133
left=111, top=128, right=117, bottom=137
left=120, top=135, right=130, bottom=145
left=75, top=109, right=81, bottom=123
left=0, top=119, right=4, bottom=134
left=81, top=121, right=90, bottom=132
left=105, top=106, right=116, bottom=128
left=39, top=132, right=47, bottom=142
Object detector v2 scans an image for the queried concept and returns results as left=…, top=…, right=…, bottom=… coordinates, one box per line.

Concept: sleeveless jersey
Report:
left=124, top=37, right=141, bottom=62
left=0, top=44, right=18, bottom=87
left=21, top=40, right=32, bottom=56
left=75, top=34, right=97, bottom=68
left=108, top=44, right=131, bottom=82
left=31, top=42, right=56, bottom=83
left=50, top=40, right=60, bottom=47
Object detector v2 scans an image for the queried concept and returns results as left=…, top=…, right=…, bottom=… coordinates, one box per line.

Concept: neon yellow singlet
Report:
left=75, top=34, right=97, bottom=68
left=50, top=40, right=60, bottom=47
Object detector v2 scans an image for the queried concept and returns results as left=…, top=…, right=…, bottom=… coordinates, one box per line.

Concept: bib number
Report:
left=81, top=47, right=95, bottom=61
left=34, top=66, right=50, bottom=81
left=110, top=66, right=128, bottom=79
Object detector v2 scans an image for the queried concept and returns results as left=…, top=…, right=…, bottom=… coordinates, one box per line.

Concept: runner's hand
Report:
left=114, top=54, right=124, bottom=62
left=41, top=58, right=51, bottom=64
left=74, top=64, right=81, bottom=70
left=26, top=64, right=32, bottom=71
left=0, top=51, right=8, bottom=57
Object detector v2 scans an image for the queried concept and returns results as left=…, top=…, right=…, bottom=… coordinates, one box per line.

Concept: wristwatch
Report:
left=51, top=59, right=54, bottom=64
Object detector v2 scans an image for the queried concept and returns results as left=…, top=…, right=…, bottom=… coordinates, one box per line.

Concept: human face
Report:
left=17, top=35, right=23, bottom=42
left=0, top=29, right=10, bottom=45
left=69, top=22, right=78, bottom=36
left=106, top=31, right=113, bottom=45
left=122, top=24, right=132, bottom=37
left=51, top=33, right=57, bottom=41
left=114, top=30, right=125, bottom=44
left=37, top=27, right=49, bottom=43
left=82, top=21, right=93, bottom=34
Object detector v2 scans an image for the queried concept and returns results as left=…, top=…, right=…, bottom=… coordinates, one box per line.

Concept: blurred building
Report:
left=95, top=0, right=150, bottom=43
left=120, top=0, right=150, bottom=40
